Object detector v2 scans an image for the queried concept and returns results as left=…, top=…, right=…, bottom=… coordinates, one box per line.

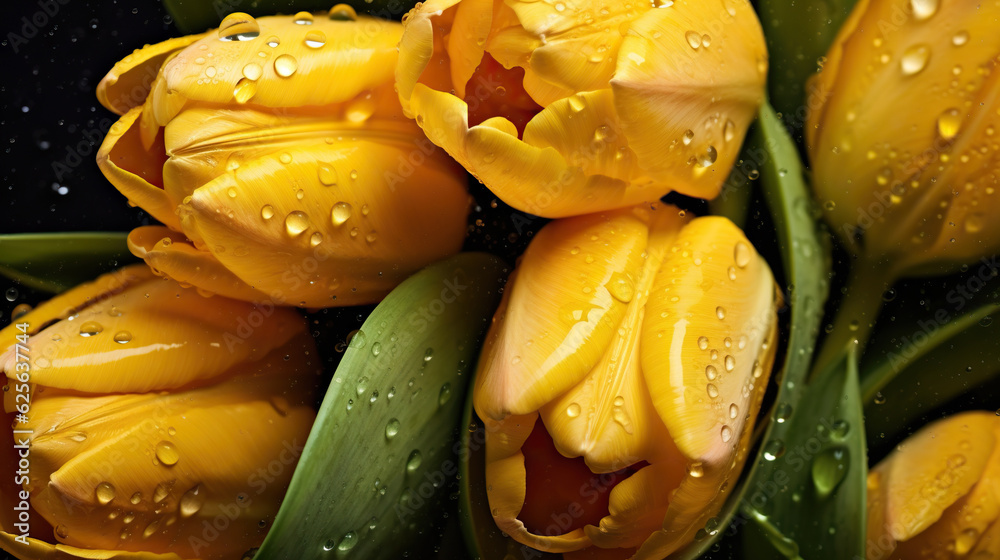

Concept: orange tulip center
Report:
left=464, top=53, right=542, bottom=138
left=519, top=419, right=648, bottom=536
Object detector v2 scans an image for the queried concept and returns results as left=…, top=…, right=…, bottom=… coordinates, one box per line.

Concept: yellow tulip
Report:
left=395, top=0, right=768, bottom=218
left=865, top=411, right=1000, bottom=559
left=0, top=265, right=319, bottom=559
left=472, top=204, right=780, bottom=558
left=807, top=0, right=1000, bottom=276
left=97, top=8, right=470, bottom=308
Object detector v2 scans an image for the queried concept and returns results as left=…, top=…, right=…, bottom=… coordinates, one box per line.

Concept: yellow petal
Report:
left=0, top=268, right=307, bottom=394
left=474, top=208, right=663, bottom=421
left=171, top=139, right=467, bottom=307
left=127, top=226, right=273, bottom=303
left=1, top=531, right=186, bottom=560
left=482, top=412, right=593, bottom=553
left=96, top=108, right=179, bottom=230
left=610, top=0, right=766, bottom=200
left=97, top=34, right=206, bottom=115
left=447, top=0, right=493, bottom=99
left=634, top=217, right=779, bottom=559
left=495, top=0, right=634, bottom=104
left=873, top=411, right=996, bottom=542
left=24, top=339, right=317, bottom=557
left=807, top=0, right=1000, bottom=274
left=158, top=14, right=401, bottom=110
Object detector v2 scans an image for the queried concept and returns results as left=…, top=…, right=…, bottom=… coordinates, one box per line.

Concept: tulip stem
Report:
left=810, top=259, right=895, bottom=382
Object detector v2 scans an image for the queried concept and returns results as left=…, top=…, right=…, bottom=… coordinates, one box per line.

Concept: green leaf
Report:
left=255, top=252, right=507, bottom=560
left=162, top=0, right=419, bottom=34
left=676, top=101, right=832, bottom=558
left=0, top=232, right=135, bottom=293
left=861, top=272, right=1000, bottom=446
left=741, top=348, right=867, bottom=560
left=755, top=0, right=858, bottom=137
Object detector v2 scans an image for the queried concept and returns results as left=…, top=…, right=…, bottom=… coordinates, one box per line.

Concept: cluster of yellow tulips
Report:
left=0, top=0, right=997, bottom=557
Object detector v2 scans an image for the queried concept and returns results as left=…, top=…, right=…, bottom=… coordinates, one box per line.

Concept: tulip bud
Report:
left=866, top=411, right=1000, bottom=559
left=473, top=204, right=780, bottom=558
left=97, top=9, right=470, bottom=308
left=0, top=265, right=319, bottom=559
left=395, top=0, right=768, bottom=218
left=807, top=0, right=1000, bottom=276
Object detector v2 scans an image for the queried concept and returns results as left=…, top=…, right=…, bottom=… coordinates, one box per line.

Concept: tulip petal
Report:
left=173, top=138, right=467, bottom=307
left=1, top=531, right=186, bottom=560
left=1, top=267, right=307, bottom=394
left=611, top=0, right=765, bottom=200
left=448, top=0, right=493, bottom=99
left=483, top=413, right=592, bottom=553
left=96, top=108, right=179, bottom=231
left=159, top=15, right=401, bottom=110
left=499, top=0, right=631, bottom=102
left=635, top=217, right=778, bottom=559
left=474, top=209, right=657, bottom=421
left=583, top=462, right=685, bottom=550
left=24, top=340, right=316, bottom=557
left=806, top=0, right=1000, bottom=272
left=874, top=411, right=997, bottom=542
left=127, top=226, right=273, bottom=303
left=97, top=34, right=206, bottom=115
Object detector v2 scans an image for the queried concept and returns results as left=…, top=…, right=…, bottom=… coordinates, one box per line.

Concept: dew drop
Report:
left=682, top=129, right=695, bottom=145
left=566, top=403, right=581, bottom=418
left=285, top=211, right=310, bottom=236
left=96, top=482, right=116, bottom=505
left=331, top=202, right=353, bottom=226
left=734, top=242, right=751, bottom=267
left=724, top=355, right=736, bottom=372
left=274, top=54, right=299, bottom=77
left=716, top=306, right=726, bottom=320
left=952, top=31, right=969, bottom=46
left=113, top=330, right=133, bottom=344
left=775, top=402, right=793, bottom=423
left=689, top=461, right=705, bottom=477
left=218, top=13, right=260, bottom=41
left=707, top=384, right=719, bottom=398
left=406, top=450, right=423, bottom=473
left=329, top=4, right=358, bottom=20
left=936, top=108, right=962, bottom=140
left=310, top=232, right=323, bottom=247
left=724, top=119, right=736, bottom=142
left=910, top=0, right=938, bottom=20
left=698, top=336, right=709, bottom=350
left=385, top=418, right=400, bottom=439
left=721, top=425, right=733, bottom=443
left=812, top=446, right=849, bottom=498
left=304, top=30, right=327, bottom=48
left=729, top=403, right=739, bottom=419
left=685, top=30, right=702, bottom=49
left=338, top=531, right=358, bottom=551
left=233, top=78, right=257, bottom=103
left=155, top=441, right=179, bottom=466
left=261, top=205, right=275, bottom=220
left=705, top=364, right=718, bottom=381
left=79, top=321, right=103, bottom=337
left=293, top=11, right=314, bottom=24
left=438, top=383, right=452, bottom=406
left=763, top=439, right=786, bottom=461
left=318, top=164, right=338, bottom=186
left=900, top=44, right=930, bottom=76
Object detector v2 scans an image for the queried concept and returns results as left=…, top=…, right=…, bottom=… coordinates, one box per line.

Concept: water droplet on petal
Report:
left=293, top=11, right=314, bottom=24
left=233, top=78, right=257, bottom=103
left=274, top=54, right=298, bottom=77
left=952, top=31, right=969, bottom=46
left=282, top=210, right=311, bottom=237
left=155, top=441, right=179, bottom=466
left=218, top=13, right=260, bottom=41
left=304, top=30, right=326, bottom=48
left=910, top=0, right=938, bottom=20
left=685, top=30, right=702, bottom=49
left=734, top=242, right=751, bottom=267
left=261, top=205, right=274, bottom=220
left=566, top=403, right=581, bottom=417
left=936, top=108, right=962, bottom=140
left=96, top=482, right=116, bottom=505
left=721, top=425, right=733, bottom=443
left=385, top=418, right=400, bottom=439
left=900, top=44, right=930, bottom=76
left=113, top=331, right=133, bottom=344
left=79, top=321, right=103, bottom=337
left=329, top=4, right=358, bottom=21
